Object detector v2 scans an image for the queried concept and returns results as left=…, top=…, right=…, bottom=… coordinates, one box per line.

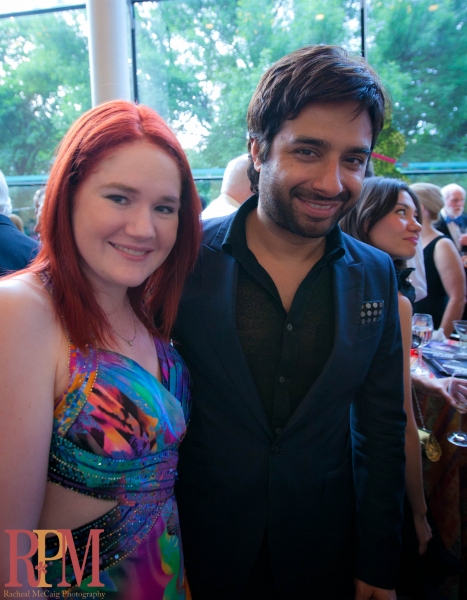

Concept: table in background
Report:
left=412, top=344, right=467, bottom=599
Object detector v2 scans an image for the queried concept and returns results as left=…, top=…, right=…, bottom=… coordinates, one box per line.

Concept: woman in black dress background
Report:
left=412, top=183, right=465, bottom=337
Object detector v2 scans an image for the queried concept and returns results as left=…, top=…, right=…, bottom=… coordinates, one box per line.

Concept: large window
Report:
left=133, top=0, right=360, bottom=198
left=367, top=0, right=467, bottom=187
left=0, top=7, right=90, bottom=176
left=0, top=4, right=90, bottom=229
left=1, top=0, right=466, bottom=217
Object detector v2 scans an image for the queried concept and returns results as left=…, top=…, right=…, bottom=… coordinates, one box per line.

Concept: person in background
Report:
left=0, top=169, right=38, bottom=275
left=201, top=153, right=251, bottom=219
left=175, top=45, right=406, bottom=600
left=340, top=177, right=432, bottom=564
left=434, top=184, right=467, bottom=252
left=33, top=186, right=46, bottom=238
left=407, top=240, right=428, bottom=303
left=9, top=213, right=24, bottom=232
left=0, top=171, right=11, bottom=219
left=364, top=161, right=428, bottom=304
left=0, top=100, right=201, bottom=596
left=412, top=182, right=465, bottom=337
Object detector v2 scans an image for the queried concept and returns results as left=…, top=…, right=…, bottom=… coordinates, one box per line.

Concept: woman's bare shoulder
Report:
left=436, top=236, right=458, bottom=251
left=1, top=271, right=50, bottom=305
left=434, top=237, right=464, bottom=267
left=397, top=291, right=412, bottom=313
left=0, top=272, right=59, bottom=340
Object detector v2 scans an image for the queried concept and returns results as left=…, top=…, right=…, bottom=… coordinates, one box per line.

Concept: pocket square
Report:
left=360, top=300, right=384, bottom=325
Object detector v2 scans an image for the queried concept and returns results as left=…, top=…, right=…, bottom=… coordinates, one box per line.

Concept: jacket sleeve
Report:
left=351, top=255, right=406, bottom=589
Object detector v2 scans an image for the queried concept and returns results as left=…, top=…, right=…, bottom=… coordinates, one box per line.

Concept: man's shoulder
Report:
left=201, top=212, right=236, bottom=246
left=199, top=223, right=393, bottom=268
left=0, top=214, right=15, bottom=230
left=0, top=216, right=38, bottom=274
left=340, top=231, right=393, bottom=267
left=0, top=216, right=37, bottom=248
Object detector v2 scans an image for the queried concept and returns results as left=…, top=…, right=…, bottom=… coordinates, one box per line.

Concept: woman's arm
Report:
left=398, top=293, right=432, bottom=554
left=412, top=374, right=467, bottom=413
left=433, top=237, right=466, bottom=337
left=0, top=275, right=59, bottom=588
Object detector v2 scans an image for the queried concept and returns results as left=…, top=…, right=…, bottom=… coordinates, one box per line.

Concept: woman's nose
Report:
left=126, top=207, right=156, bottom=239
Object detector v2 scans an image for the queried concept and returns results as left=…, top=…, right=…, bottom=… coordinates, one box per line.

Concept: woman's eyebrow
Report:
left=101, top=182, right=139, bottom=194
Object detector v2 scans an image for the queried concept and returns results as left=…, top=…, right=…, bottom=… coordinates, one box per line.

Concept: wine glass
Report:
left=411, top=313, right=434, bottom=377
left=447, top=373, right=467, bottom=447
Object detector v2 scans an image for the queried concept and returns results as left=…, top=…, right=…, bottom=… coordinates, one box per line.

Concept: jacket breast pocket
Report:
left=355, top=300, right=384, bottom=340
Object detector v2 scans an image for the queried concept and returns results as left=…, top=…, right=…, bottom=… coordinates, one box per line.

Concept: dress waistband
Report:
left=48, top=434, right=178, bottom=505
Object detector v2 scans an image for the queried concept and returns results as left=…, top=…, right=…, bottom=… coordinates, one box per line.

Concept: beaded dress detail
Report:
left=41, top=279, right=191, bottom=598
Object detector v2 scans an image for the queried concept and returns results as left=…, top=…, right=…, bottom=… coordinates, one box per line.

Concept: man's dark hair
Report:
left=246, top=45, right=387, bottom=193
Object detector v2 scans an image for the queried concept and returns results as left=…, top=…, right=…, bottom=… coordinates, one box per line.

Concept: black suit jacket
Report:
left=174, top=215, right=406, bottom=599
left=433, top=213, right=467, bottom=247
left=0, top=214, right=38, bottom=276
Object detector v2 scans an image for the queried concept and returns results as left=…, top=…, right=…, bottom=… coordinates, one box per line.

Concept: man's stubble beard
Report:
left=258, top=167, right=356, bottom=239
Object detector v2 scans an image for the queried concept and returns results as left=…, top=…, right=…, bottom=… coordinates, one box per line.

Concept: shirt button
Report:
left=271, top=446, right=283, bottom=456
left=275, top=427, right=283, bottom=436
left=279, top=376, right=285, bottom=384
left=286, top=323, right=293, bottom=331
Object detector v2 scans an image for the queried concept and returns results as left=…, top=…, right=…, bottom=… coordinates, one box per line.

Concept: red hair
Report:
left=30, top=100, right=202, bottom=347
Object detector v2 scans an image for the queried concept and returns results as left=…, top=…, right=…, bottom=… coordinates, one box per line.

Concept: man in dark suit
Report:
left=0, top=172, right=38, bottom=275
left=0, top=214, right=38, bottom=275
left=175, top=46, right=405, bottom=600
left=434, top=183, right=467, bottom=251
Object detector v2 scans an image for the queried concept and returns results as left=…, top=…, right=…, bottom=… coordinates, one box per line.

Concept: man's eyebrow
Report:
left=291, top=136, right=328, bottom=148
left=291, top=136, right=371, bottom=155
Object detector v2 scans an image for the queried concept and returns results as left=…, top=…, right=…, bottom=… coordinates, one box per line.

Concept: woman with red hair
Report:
left=0, top=100, right=201, bottom=597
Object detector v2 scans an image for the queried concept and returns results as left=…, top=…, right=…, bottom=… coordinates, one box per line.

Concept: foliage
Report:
left=136, top=0, right=360, bottom=168
left=0, top=0, right=465, bottom=178
left=367, top=0, right=467, bottom=163
left=372, top=120, right=409, bottom=181
left=0, top=9, right=90, bottom=175
left=134, top=0, right=466, bottom=169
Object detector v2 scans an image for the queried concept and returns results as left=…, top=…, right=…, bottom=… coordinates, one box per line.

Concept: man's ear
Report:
left=250, top=139, right=262, bottom=172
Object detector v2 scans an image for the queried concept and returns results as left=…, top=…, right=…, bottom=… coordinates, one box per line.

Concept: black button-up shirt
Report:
left=222, top=196, right=345, bottom=432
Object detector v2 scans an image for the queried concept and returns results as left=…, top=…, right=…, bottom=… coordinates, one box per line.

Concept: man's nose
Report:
left=312, top=159, right=344, bottom=198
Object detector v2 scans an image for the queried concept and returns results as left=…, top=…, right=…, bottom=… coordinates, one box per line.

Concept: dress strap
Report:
left=38, top=270, right=99, bottom=436
left=424, top=235, right=446, bottom=253
left=53, top=344, right=99, bottom=436
left=156, top=337, right=191, bottom=423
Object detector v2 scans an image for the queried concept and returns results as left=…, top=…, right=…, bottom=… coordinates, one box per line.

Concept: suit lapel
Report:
left=283, top=254, right=364, bottom=432
left=200, top=243, right=272, bottom=437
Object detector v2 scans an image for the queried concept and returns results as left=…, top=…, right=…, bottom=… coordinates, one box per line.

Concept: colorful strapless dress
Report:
left=43, top=336, right=191, bottom=599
